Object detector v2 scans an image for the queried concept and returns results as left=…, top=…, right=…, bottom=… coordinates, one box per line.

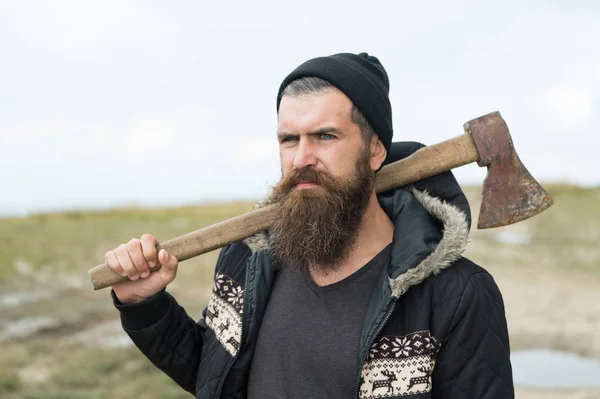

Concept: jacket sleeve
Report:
left=112, top=244, right=237, bottom=394
left=432, top=272, right=514, bottom=398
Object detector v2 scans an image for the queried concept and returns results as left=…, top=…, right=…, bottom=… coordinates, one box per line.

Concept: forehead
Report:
left=277, top=88, right=353, bottom=132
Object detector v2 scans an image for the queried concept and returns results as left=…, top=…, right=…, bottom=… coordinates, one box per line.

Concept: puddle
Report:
left=512, top=349, right=600, bottom=389
left=493, top=231, right=532, bottom=245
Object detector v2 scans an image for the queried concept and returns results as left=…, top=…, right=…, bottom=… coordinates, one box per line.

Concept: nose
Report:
left=292, top=139, right=317, bottom=170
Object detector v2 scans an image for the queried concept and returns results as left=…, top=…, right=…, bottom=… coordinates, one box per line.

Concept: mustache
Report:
left=274, top=167, right=337, bottom=196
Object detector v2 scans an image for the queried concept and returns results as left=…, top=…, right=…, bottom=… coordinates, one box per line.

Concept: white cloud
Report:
left=1, top=1, right=599, bottom=216
left=540, top=87, right=592, bottom=129
left=29, top=0, right=130, bottom=50
left=123, top=120, right=174, bottom=160
left=595, top=63, right=600, bottom=83
left=233, top=135, right=278, bottom=163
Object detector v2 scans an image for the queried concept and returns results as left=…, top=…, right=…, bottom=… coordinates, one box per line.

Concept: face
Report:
left=270, top=88, right=386, bottom=274
left=277, top=88, right=384, bottom=187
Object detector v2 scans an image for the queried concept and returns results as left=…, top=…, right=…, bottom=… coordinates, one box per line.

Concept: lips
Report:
left=295, top=182, right=319, bottom=190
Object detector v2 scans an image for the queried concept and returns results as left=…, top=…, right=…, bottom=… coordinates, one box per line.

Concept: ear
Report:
left=369, top=136, right=387, bottom=171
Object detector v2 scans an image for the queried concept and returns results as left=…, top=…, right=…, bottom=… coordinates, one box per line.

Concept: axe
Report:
left=88, top=111, right=553, bottom=290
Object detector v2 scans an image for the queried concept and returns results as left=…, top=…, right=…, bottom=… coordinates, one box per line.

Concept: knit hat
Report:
left=276, top=52, right=393, bottom=158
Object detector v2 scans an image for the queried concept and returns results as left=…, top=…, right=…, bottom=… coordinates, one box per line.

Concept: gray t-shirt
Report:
left=247, top=244, right=392, bottom=399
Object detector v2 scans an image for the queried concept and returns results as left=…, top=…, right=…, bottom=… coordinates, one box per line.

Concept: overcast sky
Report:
left=1, top=1, right=598, bottom=216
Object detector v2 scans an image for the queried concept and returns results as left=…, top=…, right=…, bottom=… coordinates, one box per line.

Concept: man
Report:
left=107, top=52, right=514, bottom=398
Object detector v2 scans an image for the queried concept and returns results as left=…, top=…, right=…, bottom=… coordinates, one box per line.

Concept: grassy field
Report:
left=465, top=184, right=600, bottom=274
left=0, top=184, right=598, bottom=398
left=0, top=202, right=253, bottom=398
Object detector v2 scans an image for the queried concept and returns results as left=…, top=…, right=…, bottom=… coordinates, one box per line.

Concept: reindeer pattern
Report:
left=358, top=331, right=439, bottom=398
left=360, top=362, right=433, bottom=398
left=206, top=307, right=219, bottom=323
left=372, top=370, right=397, bottom=394
left=205, top=273, right=244, bottom=357
left=217, top=319, right=230, bottom=336
left=407, top=366, right=431, bottom=391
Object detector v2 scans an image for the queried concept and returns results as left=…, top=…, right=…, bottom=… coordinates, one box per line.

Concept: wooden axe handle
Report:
left=89, top=133, right=478, bottom=290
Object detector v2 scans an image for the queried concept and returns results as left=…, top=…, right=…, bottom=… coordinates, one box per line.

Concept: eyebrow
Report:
left=277, top=127, right=345, bottom=140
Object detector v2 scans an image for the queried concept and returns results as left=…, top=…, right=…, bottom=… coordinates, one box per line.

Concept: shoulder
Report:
left=425, top=257, right=505, bottom=318
left=214, top=241, right=254, bottom=283
left=384, top=257, right=508, bottom=348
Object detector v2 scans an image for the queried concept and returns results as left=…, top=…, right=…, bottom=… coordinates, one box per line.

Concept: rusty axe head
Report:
left=463, top=111, right=554, bottom=229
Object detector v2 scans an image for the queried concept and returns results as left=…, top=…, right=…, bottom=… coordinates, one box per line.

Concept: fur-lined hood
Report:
left=243, top=186, right=469, bottom=298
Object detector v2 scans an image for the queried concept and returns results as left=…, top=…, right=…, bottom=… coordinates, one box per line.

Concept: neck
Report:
left=310, top=191, right=394, bottom=286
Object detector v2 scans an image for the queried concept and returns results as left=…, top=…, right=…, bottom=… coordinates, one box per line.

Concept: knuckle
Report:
left=141, top=237, right=157, bottom=255
left=142, top=241, right=156, bottom=255
left=114, top=246, right=126, bottom=259
left=144, top=249, right=156, bottom=262
left=141, top=233, right=154, bottom=241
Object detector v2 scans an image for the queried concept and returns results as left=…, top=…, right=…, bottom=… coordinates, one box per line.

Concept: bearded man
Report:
left=107, top=53, right=514, bottom=398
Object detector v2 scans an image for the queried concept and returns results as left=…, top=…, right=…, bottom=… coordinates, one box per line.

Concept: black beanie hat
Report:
left=276, top=52, right=393, bottom=158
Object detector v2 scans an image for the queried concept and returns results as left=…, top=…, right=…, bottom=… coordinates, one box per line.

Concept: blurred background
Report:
left=0, top=1, right=599, bottom=398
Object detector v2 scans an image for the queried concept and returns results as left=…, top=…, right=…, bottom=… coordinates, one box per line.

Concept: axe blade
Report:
left=464, top=111, right=554, bottom=229
left=478, top=154, right=554, bottom=229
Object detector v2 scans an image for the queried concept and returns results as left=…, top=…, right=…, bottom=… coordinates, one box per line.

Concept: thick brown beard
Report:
left=270, top=148, right=374, bottom=275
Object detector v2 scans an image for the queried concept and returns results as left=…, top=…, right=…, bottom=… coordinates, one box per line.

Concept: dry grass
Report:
left=0, top=201, right=252, bottom=398
left=463, top=184, right=600, bottom=275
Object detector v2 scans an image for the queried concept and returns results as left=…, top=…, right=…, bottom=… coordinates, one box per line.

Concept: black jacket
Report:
left=113, top=142, right=514, bottom=398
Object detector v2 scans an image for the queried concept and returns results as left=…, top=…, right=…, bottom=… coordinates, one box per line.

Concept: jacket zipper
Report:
left=353, top=300, right=396, bottom=399
left=213, top=258, right=253, bottom=399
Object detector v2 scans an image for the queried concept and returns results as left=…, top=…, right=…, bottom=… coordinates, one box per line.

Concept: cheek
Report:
left=279, top=148, right=294, bottom=174
left=325, top=148, right=356, bottom=178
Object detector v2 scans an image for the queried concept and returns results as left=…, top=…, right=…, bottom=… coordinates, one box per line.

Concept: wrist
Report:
left=117, top=293, right=147, bottom=305
left=111, top=289, right=171, bottom=330
left=112, top=289, right=153, bottom=305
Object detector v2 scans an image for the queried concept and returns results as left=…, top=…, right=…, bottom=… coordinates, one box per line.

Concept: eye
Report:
left=320, top=133, right=336, bottom=140
left=279, top=136, right=298, bottom=144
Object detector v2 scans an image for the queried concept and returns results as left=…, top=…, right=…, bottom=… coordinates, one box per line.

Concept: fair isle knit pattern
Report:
left=205, top=274, right=244, bottom=356
left=359, top=331, right=441, bottom=398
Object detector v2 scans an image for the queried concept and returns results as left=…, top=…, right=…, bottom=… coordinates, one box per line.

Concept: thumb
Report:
left=158, top=249, right=178, bottom=278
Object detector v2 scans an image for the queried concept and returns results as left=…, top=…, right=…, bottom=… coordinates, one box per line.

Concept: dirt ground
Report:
left=462, top=187, right=600, bottom=398
left=489, top=265, right=600, bottom=399
left=2, top=249, right=599, bottom=398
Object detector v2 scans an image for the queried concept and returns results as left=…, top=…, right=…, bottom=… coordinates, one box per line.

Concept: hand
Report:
left=105, top=234, right=178, bottom=304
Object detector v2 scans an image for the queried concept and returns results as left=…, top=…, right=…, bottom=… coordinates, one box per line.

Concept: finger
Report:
left=105, top=250, right=126, bottom=277
left=140, top=234, right=159, bottom=271
left=127, top=238, right=150, bottom=278
left=115, top=244, right=139, bottom=280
